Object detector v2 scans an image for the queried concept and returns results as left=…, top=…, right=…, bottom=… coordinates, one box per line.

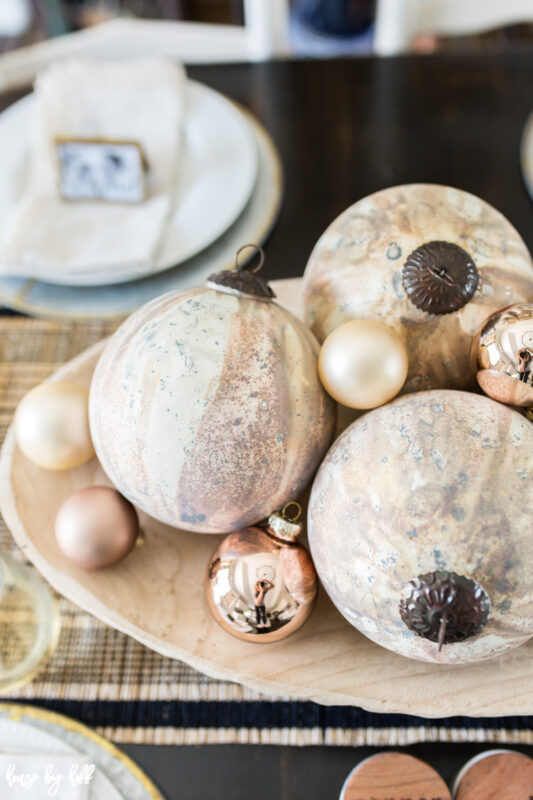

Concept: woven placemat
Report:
left=2, top=316, right=533, bottom=745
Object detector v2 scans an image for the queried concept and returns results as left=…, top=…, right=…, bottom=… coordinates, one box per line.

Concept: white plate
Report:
left=0, top=109, right=282, bottom=321
left=0, top=704, right=162, bottom=799
left=0, top=80, right=258, bottom=286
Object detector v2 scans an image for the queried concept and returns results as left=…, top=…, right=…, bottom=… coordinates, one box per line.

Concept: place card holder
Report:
left=55, top=137, right=148, bottom=203
left=452, top=749, right=533, bottom=799
left=339, top=752, right=452, bottom=800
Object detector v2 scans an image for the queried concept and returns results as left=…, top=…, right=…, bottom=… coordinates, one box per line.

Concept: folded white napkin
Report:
left=0, top=753, right=93, bottom=799
left=0, top=58, right=185, bottom=279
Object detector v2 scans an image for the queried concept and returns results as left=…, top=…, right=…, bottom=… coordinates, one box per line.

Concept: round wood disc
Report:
left=340, top=753, right=451, bottom=800
left=454, top=751, right=533, bottom=799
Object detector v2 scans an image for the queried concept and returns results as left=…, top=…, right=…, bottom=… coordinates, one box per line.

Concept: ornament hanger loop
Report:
left=281, top=501, right=302, bottom=523
left=235, top=244, right=265, bottom=274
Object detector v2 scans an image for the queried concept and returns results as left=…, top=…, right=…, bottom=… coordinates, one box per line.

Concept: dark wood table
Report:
left=3, top=51, right=533, bottom=797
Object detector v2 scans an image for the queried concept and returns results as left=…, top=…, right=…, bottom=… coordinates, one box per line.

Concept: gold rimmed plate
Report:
left=0, top=703, right=163, bottom=799
left=0, top=105, right=282, bottom=320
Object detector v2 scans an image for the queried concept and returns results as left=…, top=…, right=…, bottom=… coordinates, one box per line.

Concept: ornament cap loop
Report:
left=235, top=243, right=265, bottom=274
left=206, top=244, right=275, bottom=301
left=267, top=502, right=303, bottom=543
left=281, top=501, right=302, bottom=523
left=399, top=570, right=490, bottom=649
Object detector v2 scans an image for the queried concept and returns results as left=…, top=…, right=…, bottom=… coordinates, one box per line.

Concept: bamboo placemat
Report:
left=2, top=316, right=533, bottom=745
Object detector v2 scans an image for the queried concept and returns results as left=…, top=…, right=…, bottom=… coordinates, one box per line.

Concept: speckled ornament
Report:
left=308, top=390, right=533, bottom=664
left=55, top=486, right=139, bottom=570
left=15, top=380, right=94, bottom=470
left=90, top=247, right=335, bottom=533
left=471, top=302, right=533, bottom=407
left=303, top=184, right=533, bottom=394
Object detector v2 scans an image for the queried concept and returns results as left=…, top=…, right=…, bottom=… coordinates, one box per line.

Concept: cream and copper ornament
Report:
left=90, top=246, right=335, bottom=534
left=471, top=303, right=533, bottom=407
left=55, top=486, right=139, bottom=570
left=206, top=502, right=318, bottom=642
left=308, top=390, right=533, bottom=664
left=318, top=320, right=408, bottom=409
left=303, top=184, right=533, bottom=395
left=15, top=380, right=94, bottom=470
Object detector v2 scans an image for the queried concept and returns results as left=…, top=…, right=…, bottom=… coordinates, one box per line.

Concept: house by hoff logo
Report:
left=4, top=762, right=95, bottom=796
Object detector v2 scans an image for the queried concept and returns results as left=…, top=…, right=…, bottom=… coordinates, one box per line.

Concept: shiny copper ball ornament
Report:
left=318, top=320, right=408, bottom=409
left=471, top=303, right=533, bottom=407
left=205, top=502, right=318, bottom=642
left=55, top=486, right=139, bottom=570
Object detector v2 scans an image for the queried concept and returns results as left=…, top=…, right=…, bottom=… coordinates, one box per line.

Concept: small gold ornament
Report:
left=205, top=502, right=318, bottom=643
left=15, top=380, right=94, bottom=470
left=471, top=303, right=533, bottom=407
left=318, top=320, right=408, bottom=409
left=55, top=486, right=139, bottom=570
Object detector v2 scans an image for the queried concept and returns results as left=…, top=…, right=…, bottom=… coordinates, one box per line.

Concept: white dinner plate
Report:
left=0, top=704, right=163, bottom=799
left=0, top=108, right=282, bottom=320
left=0, top=80, right=258, bottom=286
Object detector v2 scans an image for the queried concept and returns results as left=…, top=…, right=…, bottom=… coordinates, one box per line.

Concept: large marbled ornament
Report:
left=308, top=390, right=533, bottom=664
left=303, top=184, right=533, bottom=394
left=90, top=251, right=335, bottom=533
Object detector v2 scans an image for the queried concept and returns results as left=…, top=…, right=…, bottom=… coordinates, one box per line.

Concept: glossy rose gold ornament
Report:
left=55, top=486, right=139, bottom=570
left=206, top=502, right=318, bottom=642
left=471, top=303, right=533, bottom=407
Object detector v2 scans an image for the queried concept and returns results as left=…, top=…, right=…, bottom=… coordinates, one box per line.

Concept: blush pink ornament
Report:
left=55, top=486, right=139, bottom=570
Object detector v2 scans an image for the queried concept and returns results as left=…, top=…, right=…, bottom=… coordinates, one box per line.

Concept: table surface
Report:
left=3, top=50, right=533, bottom=797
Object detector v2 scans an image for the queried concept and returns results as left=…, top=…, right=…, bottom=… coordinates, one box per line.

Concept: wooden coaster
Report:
left=454, top=750, right=533, bottom=799
left=340, top=752, right=452, bottom=800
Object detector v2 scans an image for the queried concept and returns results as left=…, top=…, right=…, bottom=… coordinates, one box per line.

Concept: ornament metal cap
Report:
left=266, top=501, right=303, bottom=543
left=399, top=570, right=490, bottom=650
left=206, top=244, right=276, bottom=300
left=402, top=240, right=479, bottom=315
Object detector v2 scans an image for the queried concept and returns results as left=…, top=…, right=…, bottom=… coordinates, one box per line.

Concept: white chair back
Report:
left=0, top=0, right=31, bottom=38
left=375, top=0, right=533, bottom=55
left=0, top=1, right=290, bottom=93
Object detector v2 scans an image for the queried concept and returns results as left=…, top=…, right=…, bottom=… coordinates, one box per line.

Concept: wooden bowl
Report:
left=2, top=279, right=533, bottom=717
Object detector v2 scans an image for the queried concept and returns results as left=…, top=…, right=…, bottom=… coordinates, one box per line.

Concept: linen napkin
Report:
left=0, top=753, right=93, bottom=799
left=0, top=58, right=185, bottom=279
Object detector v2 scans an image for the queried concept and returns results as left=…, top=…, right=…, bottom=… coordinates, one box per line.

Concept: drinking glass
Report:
left=0, top=553, right=60, bottom=692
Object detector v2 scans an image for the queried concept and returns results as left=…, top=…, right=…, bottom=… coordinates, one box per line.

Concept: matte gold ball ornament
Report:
left=471, top=302, right=533, bottom=407
left=15, top=381, right=94, bottom=470
left=318, top=320, right=408, bottom=409
left=205, top=502, right=318, bottom=643
left=55, top=486, right=139, bottom=570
